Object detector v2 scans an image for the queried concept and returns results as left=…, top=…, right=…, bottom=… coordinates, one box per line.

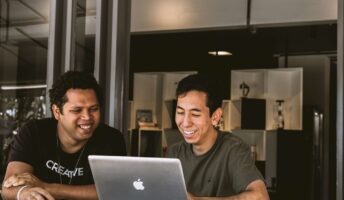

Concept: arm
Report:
left=2, top=161, right=54, bottom=200
left=44, top=183, right=97, bottom=200
left=2, top=161, right=98, bottom=200
left=188, top=180, right=269, bottom=200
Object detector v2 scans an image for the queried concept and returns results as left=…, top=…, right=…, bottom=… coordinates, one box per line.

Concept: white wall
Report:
left=131, top=0, right=338, bottom=33
left=131, top=0, right=247, bottom=32
left=278, top=55, right=330, bottom=111
left=2, top=0, right=338, bottom=39
left=251, top=0, right=337, bottom=26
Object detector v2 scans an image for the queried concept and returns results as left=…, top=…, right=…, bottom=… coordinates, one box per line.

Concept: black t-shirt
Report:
left=8, top=118, right=127, bottom=185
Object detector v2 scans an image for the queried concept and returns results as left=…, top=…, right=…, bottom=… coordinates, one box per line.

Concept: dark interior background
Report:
left=129, top=24, right=337, bottom=100
left=129, top=23, right=337, bottom=200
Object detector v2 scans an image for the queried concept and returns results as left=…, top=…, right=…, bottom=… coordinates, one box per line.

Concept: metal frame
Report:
left=337, top=0, right=343, bottom=199
left=94, top=0, right=131, bottom=133
left=94, top=0, right=106, bottom=82
left=46, top=0, right=60, bottom=117
left=47, top=0, right=130, bottom=133
left=46, top=0, right=78, bottom=116
left=63, top=0, right=76, bottom=72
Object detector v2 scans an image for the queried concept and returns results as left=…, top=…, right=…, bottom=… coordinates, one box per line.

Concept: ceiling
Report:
left=129, top=24, right=336, bottom=99
left=130, top=24, right=337, bottom=71
left=0, top=1, right=338, bottom=89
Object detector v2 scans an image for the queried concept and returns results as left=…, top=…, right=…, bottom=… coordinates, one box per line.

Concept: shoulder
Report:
left=166, top=140, right=188, bottom=158
left=94, top=123, right=123, bottom=137
left=220, top=132, right=245, bottom=145
left=91, top=123, right=125, bottom=143
left=217, top=131, right=250, bottom=153
left=23, top=118, right=56, bottom=128
left=10, top=118, right=56, bottom=160
left=88, top=123, right=127, bottom=155
left=19, top=118, right=56, bottom=136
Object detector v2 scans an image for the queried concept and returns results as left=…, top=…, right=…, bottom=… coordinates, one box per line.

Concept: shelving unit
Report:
left=230, top=129, right=277, bottom=188
left=129, top=71, right=196, bottom=156
left=130, top=71, right=196, bottom=130
left=221, top=68, right=303, bottom=188
left=222, top=68, right=303, bottom=131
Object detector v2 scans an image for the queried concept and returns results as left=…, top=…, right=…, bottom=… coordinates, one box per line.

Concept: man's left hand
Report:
left=3, top=172, right=45, bottom=189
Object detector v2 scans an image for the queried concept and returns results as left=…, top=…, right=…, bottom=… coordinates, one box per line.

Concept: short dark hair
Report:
left=49, top=71, right=103, bottom=113
left=176, top=74, right=222, bottom=115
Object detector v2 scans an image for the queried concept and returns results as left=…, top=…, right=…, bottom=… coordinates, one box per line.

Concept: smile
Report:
left=183, top=130, right=195, bottom=136
left=79, top=124, right=91, bottom=130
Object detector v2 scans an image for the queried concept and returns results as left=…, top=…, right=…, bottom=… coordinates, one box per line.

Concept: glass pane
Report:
left=0, top=0, right=50, bottom=178
left=74, top=0, right=96, bottom=73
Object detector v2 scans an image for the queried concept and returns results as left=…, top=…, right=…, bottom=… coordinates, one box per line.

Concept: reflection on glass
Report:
left=74, top=0, right=96, bottom=73
left=0, top=0, right=50, bottom=176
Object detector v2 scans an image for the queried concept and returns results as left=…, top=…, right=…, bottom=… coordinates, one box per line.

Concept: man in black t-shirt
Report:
left=2, top=71, right=127, bottom=200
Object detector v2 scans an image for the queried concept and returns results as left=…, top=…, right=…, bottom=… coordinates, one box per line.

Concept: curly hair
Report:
left=176, top=74, right=222, bottom=116
left=49, top=71, right=103, bottom=113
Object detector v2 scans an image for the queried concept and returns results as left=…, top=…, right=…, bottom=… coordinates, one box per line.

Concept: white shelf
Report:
left=222, top=68, right=303, bottom=131
left=130, top=71, right=196, bottom=130
left=231, top=70, right=265, bottom=100
left=230, top=129, right=277, bottom=186
left=130, top=71, right=196, bottom=153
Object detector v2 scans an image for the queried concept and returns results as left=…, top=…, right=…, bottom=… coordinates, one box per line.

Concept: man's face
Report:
left=52, top=89, right=100, bottom=144
left=175, top=90, right=220, bottom=147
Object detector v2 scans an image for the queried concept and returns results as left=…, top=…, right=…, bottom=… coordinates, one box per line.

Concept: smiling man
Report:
left=166, top=74, right=269, bottom=200
left=1, top=71, right=126, bottom=200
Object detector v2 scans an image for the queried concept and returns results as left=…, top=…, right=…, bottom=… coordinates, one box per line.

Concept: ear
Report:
left=211, top=108, right=223, bottom=126
left=52, top=104, right=61, bottom=120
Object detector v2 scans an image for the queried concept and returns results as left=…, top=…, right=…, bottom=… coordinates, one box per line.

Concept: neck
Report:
left=59, top=140, right=87, bottom=154
left=57, top=130, right=87, bottom=154
left=192, top=128, right=218, bottom=156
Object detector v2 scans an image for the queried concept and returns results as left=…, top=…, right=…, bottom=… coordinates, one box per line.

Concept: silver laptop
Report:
left=88, top=155, right=188, bottom=200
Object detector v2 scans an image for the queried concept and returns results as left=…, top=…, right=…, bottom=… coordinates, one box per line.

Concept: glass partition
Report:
left=74, top=0, right=96, bottom=73
left=0, top=0, right=50, bottom=179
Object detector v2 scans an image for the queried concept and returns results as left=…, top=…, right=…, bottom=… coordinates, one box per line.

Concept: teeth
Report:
left=79, top=125, right=91, bottom=129
left=184, top=130, right=194, bottom=135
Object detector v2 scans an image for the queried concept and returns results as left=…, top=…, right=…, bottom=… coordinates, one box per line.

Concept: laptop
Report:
left=88, top=155, right=188, bottom=200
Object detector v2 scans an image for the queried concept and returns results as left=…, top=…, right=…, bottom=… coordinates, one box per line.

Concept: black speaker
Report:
left=241, top=98, right=266, bottom=129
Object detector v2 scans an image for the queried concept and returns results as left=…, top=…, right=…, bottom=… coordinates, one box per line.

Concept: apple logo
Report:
left=133, top=179, right=145, bottom=190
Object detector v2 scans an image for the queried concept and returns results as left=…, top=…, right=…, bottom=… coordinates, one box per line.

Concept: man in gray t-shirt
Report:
left=166, top=74, right=269, bottom=200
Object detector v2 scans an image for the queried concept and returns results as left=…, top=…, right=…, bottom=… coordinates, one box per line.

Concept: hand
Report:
left=188, top=192, right=205, bottom=200
left=188, top=193, right=194, bottom=200
left=3, top=173, right=45, bottom=189
left=188, top=192, right=200, bottom=200
left=19, top=186, right=55, bottom=200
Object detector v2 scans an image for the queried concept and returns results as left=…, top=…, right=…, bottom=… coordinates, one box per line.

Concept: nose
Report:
left=181, top=114, right=192, bottom=127
left=81, top=110, right=92, bottom=120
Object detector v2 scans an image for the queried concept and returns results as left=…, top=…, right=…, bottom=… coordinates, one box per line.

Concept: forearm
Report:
left=45, top=183, right=98, bottom=200
left=191, top=192, right=269, bottom=200
left=189, top=180, right=269, bottom=200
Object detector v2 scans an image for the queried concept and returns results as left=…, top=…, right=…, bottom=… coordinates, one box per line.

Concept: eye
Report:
left=176, top=111, right=184, bottom=115
left=89, top=107, right=99, bottom=112
left=70, top=109, right=81, bottom=114
left=192, top=113, right=201, bottom=117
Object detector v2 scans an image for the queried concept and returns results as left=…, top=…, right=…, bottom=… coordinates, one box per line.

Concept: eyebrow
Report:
left=176, top=106, right=202, bottom=112
left=70, top=104, right=100, bottom=109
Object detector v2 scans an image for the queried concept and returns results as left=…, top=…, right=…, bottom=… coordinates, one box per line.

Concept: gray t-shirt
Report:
left=166, top=131, right=263, bottom=197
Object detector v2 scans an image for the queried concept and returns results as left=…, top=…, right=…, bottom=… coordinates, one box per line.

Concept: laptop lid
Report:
left=88, top=155, right=188, bottom=200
